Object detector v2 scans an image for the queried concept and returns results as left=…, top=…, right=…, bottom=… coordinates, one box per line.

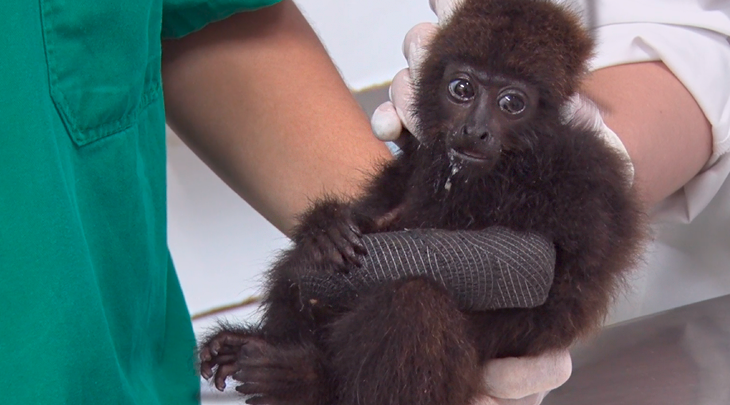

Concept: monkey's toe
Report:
left=202, top=330, right=250, bottom=356
left=214, top=362, right=242, bottom=391
left=199, top=331, right=264, bottom=384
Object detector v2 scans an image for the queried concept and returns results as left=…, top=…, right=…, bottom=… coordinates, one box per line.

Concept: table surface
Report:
left=543, top=294, right=730, bottom=405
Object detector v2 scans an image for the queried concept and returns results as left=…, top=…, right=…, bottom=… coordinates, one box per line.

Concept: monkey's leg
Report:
left=199, top=273, right=333, bottom=404
left=328, top=278, right=482, bottom=405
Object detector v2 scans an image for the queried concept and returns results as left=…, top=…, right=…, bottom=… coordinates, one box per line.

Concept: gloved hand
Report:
left=370, top=0, right=634, bottom=183
left=476, top=350, right=572, bottom=405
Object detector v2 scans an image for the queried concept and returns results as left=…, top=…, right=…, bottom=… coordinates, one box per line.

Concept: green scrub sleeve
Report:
left=162, top=0, right=283, bottom=39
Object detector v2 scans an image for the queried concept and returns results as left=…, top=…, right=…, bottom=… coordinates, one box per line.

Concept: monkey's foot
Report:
left=295, top=200, right=368, bottom=272
left=199, top=330, right=254, bottom=390
left=200, top=331, right=326, bottom=405
left=234, top=341, right=325, bottom=404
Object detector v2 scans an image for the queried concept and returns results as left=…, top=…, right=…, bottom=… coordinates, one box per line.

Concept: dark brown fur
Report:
left=199, top=1, right=647, bottom=404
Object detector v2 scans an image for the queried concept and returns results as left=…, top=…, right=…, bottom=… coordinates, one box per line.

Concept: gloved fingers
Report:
left=429, top=0, right=466, bottom=22
left=563, top=93, right=634, bottom=184
left=371, top=68, right=420, bottom=143
left=371, top=101, right=403, bottom=142
left=389, top=68, right=418, bottom=134
left=471, top=392, right=549, bottom=405
left=483, top=350, right=572, bottom=400
left=402, top=22, right=438, bottom=80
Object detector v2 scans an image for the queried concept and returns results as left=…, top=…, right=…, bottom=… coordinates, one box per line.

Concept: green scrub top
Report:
left=0, top=0, right=280, bottom=403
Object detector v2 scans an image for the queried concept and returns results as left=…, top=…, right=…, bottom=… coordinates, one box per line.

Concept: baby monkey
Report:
left=199, top=0, right=647, bottom=404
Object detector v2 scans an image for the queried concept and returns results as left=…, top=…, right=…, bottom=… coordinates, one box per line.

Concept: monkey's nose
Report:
left=462, top=126, right=491, bottom=141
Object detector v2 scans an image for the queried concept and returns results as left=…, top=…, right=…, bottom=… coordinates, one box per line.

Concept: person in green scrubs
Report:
left=0, top=0, right=391, bottom=403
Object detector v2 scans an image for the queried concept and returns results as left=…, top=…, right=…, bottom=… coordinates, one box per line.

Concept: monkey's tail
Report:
left=327, top=277, right=482, bottom=405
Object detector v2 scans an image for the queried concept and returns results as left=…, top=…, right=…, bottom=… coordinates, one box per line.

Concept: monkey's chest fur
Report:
left=199, top=102, right=644, bottom=405
left=369, top=126, right=644, bottom=359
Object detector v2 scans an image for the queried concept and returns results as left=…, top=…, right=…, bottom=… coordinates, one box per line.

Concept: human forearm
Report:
left=162, top=0, right=392, bottom=235
left=582, top=61, right=713, bottom=210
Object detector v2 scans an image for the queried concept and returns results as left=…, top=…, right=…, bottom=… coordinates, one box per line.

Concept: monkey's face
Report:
left=438, top=63, right=539, bottom=169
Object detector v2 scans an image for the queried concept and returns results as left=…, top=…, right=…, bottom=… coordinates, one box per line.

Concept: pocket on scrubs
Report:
left=39, top=0, right=162, bottom=146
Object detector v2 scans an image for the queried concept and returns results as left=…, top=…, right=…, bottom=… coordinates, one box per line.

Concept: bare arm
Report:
left=582, top=61, right=713, bottom=209
left=161, top=0, right=392, bottom=235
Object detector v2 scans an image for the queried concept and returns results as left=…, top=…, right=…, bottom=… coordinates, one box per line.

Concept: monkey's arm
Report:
left=298, top=227, right=556, bottom=312
left=162, top=0, right=392, bottom=235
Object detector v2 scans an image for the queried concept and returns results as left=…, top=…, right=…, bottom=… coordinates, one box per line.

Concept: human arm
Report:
left=582, top=62, right=712, bottom=209
left=161, top=0, right=392, bottom=235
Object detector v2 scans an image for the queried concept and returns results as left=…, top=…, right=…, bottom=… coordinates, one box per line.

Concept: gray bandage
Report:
left=298, top=227, right=556, bottom=311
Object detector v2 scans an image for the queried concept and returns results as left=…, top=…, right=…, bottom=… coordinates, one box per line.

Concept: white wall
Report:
left=167, top=132, right=284, bottom=402
left=295, top=0, right=436, bottom=90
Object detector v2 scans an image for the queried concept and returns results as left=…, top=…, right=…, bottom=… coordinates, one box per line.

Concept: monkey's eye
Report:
left=497, top=92, right=527, bottom=115
left=448, top=79, right=475, bottom=102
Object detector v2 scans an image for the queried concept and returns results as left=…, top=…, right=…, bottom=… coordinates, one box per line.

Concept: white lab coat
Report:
left=567, top=0, right=730, bottom=323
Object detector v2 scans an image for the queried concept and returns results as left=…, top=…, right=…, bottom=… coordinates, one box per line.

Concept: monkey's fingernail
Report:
left=343, top=231, right=366, bottom=254
left=332, top=252, right=345, bottom=267
left=348, top=224, right=362, bottom=237
left=353, top=239, right=367, bottom=253
left=210, top=343, right=220, bottom=356
left=342, top=245, right=357, bottom=259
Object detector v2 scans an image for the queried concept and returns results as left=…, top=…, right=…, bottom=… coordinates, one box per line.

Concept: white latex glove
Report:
left=370, top=0, right=634, bottom=184
left=475, top=350, right=573, bottom=405
left=563, top=94, right=635, bottom=183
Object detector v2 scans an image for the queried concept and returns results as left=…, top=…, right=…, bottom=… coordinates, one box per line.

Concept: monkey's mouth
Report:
left=449, top=147, right=494, bottom=163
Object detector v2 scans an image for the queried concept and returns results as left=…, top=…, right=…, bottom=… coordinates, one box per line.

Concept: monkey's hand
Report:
left=293, top=200, right=369, bottom=272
